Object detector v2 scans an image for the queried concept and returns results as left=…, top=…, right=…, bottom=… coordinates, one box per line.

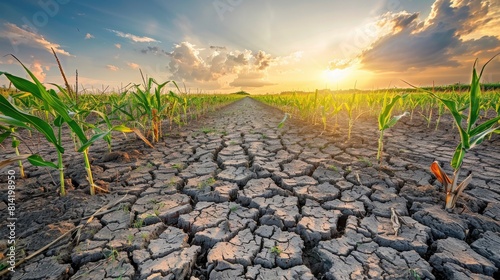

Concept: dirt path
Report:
left=1, top=97, right=499, bottom=279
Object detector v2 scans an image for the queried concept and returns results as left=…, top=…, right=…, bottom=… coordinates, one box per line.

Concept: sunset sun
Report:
left=323, top=68, right=351, bottom=83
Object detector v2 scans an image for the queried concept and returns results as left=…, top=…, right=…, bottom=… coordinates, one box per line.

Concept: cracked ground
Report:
left=1, top=97, right=500, bottom=279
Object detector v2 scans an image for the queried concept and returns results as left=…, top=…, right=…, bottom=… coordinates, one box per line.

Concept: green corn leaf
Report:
left=451, top=144, right=465, bottom=170
left=0, top=95, right=64, bottom=153
left=66, top=118, right=88, bottom=143
left=111, top=124, right=135, bottom=133
left=77, top=124, right=154, bottom=152
left=0, top=154, right=58, bottom=169
left=468, top=61, right=481, bottom=131
left=54, top=115, right=64, bottom=127
left=383, top=112, right=409, bottom=130
left=27, top=154, right=58, bottom=169
left=50, top=83, right=73, bottom=101
left=154, top=81, right=170, bottom=108
left=0, top=114, right=32, bottom=129
left=78, top=131, right=110, bottom=152
left=469, top=125, right=500, bottom=148
left=3, top=72, right=43, bottom=99
left=277, top=113, right=290, bottom=129
left=4, top=58, right=89, bottom=144
left=431, top=96, right=470, bottom=151
left=469, top=116, right=500, bottom=137
left=91, top=110, right=112, bottom=129
left=378, top=94, right=403, bottom=130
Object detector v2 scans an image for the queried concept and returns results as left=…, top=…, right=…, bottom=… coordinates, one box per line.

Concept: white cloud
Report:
left=29, top=61, right=47, bottom=82
left=115, top=43, right=121, bottom=49
left=127, top=62, right=140, bottom=70
left=106, top=28, right=160, bottom=43
left=0, top=22, right=72, bottom=56
left=85, top=33, right=94, bottom=39
left=0, top=57, right=16, bottom=66
left=106, top=64, right=119, bottom=71
left=166, top=42, right=289, bottom=88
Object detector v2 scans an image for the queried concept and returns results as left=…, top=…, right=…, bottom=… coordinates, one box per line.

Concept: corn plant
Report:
left=377, top=93, right=408, bottom=163
left=344, top=94, right=367, bottom=141
left=132, top=77, right=179, bottom=142
left=0, top=93, right=63, bottom=187
left=277, top=113, right=291, bottom=129
left=434, top=102, right=446, bottom=131
left=0, top=115, right=47, bottom=177
left=1, top=57, right=152, bottom=195
left=410, top=55, right=500, bottom=209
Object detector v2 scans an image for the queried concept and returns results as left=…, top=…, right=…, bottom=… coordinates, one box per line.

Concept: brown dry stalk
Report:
left=75, top=69, right=79, bottom=104
left=152, top=109, right=160, bottom=142
left=51, top=47, right=73, bottom=99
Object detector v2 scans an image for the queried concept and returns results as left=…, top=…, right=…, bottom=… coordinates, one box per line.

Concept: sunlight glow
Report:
left=322, top=68, right=352, bottom=83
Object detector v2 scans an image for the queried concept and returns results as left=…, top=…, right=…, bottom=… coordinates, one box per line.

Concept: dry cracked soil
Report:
left=1, top=97, right=500, bottom=280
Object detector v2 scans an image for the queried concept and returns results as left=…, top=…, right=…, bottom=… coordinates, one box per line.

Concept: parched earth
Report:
left=1, top=97, right=499, bottom=280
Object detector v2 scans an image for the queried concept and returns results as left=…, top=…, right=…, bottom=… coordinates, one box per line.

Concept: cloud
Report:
left=85, top=33, right=94, bottom=39
left=0, top=22, right=72, bottom=56
left=127, top=62, right=140, bottom=70
left=254, top=50, right=273, bottom=70
left=106, top=28, right=160, bottom=43
left=0, top=57, right=14, bottom=65
left=166, top=42, right=286, bottom=88
left=140, top=46, right=170, bottom=56
left=115, top=43, right=121, bottom=49
left=168, top=42, right=213, bottom=81
left=106, top=64, right=119, bottom=71
left=29, top=61, right=47, bottom=82
left=359, top=0, right=500, bottom=72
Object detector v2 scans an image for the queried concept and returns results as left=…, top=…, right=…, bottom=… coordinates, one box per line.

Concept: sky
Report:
left=0, top=0, right=499, bottom=94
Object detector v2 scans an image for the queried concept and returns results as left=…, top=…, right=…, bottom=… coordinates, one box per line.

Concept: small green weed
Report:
left=127, top=234, right=134, bottom=245
left=198, top=177, right=216, bottom=189
left=172, top=163, right=183, bottom=170
left=120, top=204, right=130, bottom=213
left=408, top=269, right=421, bottom=280
left=270, top=246, right=282, bottom=255
left=105, top=248, right=120, bottom=261
left=359, top=157, right=372, bottom=167
left=201, top=127, right=216, bottom=134
left=133, top=219, right=144, bottom=228
left=327, top=165, right=338, bottom=172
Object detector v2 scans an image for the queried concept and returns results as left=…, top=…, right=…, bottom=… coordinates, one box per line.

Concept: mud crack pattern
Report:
left=1, top=97, right=499, bottom=280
